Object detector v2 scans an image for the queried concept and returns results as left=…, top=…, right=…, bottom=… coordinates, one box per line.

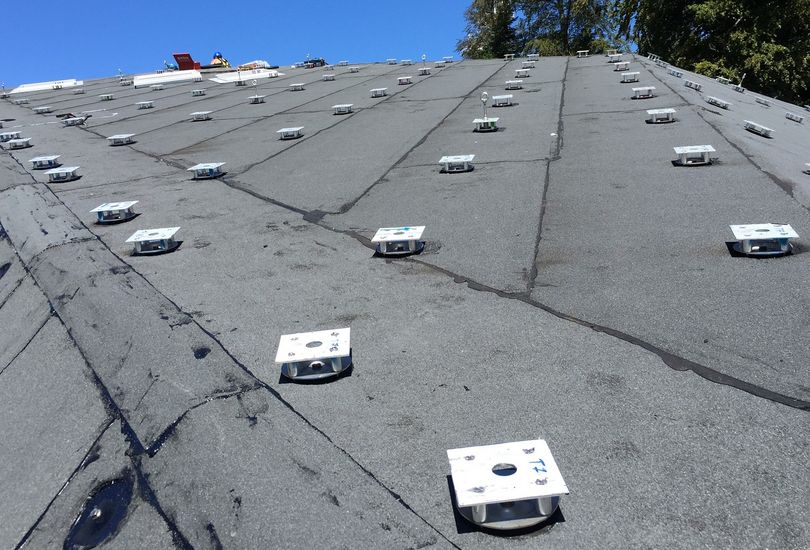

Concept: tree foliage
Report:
left=517, top=0, right=629, bottom=54
left=635, top=0, right=810, bottom=103
left=460, top=0, right=631, bottom=57
left=457, top=0, right=520, bottom=59
left=460, top=0, right=810, bottom=103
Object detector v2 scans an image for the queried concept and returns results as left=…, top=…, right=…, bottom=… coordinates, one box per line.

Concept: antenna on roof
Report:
left=481, top=91, right=488, bottom=119
left=728, top=224, right=797, bottom=257
left=248, top=80, right=266, bottom=103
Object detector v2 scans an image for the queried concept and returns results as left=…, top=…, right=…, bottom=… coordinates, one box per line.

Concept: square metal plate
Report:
left=126, top=227, right=180, bottom=243
left=729, top=224, right=798, bottom=241
left=371, top=226, right=425, bottom=243
left=90, top=201, right=138, bottom=213
left=275, top=328, right=351, bottom=364
left=448, top=439, right=569, bottom=508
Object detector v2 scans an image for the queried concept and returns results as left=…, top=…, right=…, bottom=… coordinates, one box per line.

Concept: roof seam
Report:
left=4, top=136, right=465, bottom=546
left=527, top=56, right=569, bottom=293
left=641, top=56, right=806, bottom=210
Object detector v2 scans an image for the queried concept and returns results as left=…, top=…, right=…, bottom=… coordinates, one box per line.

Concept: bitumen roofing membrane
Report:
left=0, top=54, right=808, bottom=549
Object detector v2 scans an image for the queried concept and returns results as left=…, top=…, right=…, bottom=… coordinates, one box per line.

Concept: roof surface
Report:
left=0, top=55, right=808, bottom=549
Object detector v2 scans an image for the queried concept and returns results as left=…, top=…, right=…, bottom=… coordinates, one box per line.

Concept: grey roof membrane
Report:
left=0, top=56, right=808, bottom=549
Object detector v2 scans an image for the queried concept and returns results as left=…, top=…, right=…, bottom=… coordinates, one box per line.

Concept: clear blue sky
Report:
left=1, top=0, right=471, bottom=88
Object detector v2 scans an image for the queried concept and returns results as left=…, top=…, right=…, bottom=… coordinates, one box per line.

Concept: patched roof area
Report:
left=1, top=55, right=808, bottom=549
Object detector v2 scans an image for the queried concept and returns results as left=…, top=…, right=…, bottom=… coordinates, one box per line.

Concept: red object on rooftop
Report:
left=173, top=53, right=200, bottom=71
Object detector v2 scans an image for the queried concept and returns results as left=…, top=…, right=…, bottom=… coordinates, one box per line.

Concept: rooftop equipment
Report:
left=90, top=201, right=138, bottom=224
left=126, top=227, right=181, bottom=255
left=371, top=226, right=425, bottom=256
left=275, top=328, right=352, bottom=381
left=447, top=439, right=569, bottom=531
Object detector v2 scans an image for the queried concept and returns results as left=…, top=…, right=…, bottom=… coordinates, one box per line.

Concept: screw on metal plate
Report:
left=728, top=224, right=798, bottom=257
left=439, top=155, right=475, bottom=173
left=646, top=108, right=676, bottom=124
left=191, top=111, right=212, bottom=121
left=372, top=226, right=426, bottom=256
left=447, top=439, right=569, bottom=531
left=743, top=120, right=773, bottom=138
left=125, top=227, right=181, bottom=256
left=187, top=162, right=226, bottom=179
left=45, top=166, right=81, bottom=182
left=672, top=145, right=715, bottom=166
left=275, top=328, right=351, bottom=381
left=90, top=201, right=139, bottom=225
left=631, top=86, right=655, bottom=99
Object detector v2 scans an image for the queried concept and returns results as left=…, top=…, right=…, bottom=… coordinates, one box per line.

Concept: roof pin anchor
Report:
left=473, top=92, right=498, bottom=132
left=728, top=224, right=798, bottom=257
left=447, top=439, right=569, bottom=531
left=372, top=226, right=426, bottom=256
left=249, top=80, right=266, bottom=104
left=418, top=53, right=432, bottom=76
left=275, top=328, right=352, bottom=381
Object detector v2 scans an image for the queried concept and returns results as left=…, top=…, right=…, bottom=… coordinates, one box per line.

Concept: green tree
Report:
left=458, top=0, right=520, bottom=59
left=460, top=0, right=810, bottom=104
left=516, top=0, right=628, bottom=55
left=636, top=0, right=810, bottom=103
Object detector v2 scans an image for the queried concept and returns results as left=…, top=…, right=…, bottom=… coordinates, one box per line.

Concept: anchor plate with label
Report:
left=448, top=439, right=568, bottom=531
left=275, top=328, right=351, bottom=381
left=372, top=226, right=425, bottom=256
left=91, top=201, right=139, bottom=224
left=439, top=155, right=475, bottom=173
left=729, top=224, right=798, bottom=257
left=126, top=227, right=181, bottom=255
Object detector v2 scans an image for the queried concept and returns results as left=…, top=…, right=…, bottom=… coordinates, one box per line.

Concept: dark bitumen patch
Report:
left=63, top=474, right=134, bottom=550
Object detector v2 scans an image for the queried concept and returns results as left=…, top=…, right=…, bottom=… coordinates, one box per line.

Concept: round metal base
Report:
left=133, top=241, right=181, bottom=256
left=442, top=166, right=474, bottom=174
left=458, top=496, right=560, bottom=531
left=647, top=118, right=675, bottom=124
left=674, top=159, right=711, bottom=167
left=474, top=126, right=498, bottom=133
left=192, top=173, right=226, bottom=180
left=96, top=214, right=137, bottom=225
left=731, top=242, right=792, bottom=257
left=375, top=241, right=425, bottom=257
left=745, top=128, right=772, bottom=138
left=281, top=356, right=352, bottom=381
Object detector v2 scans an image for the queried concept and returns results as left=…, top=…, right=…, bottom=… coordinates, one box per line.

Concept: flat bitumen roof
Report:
left=0, top=56, right=808, bottom=549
